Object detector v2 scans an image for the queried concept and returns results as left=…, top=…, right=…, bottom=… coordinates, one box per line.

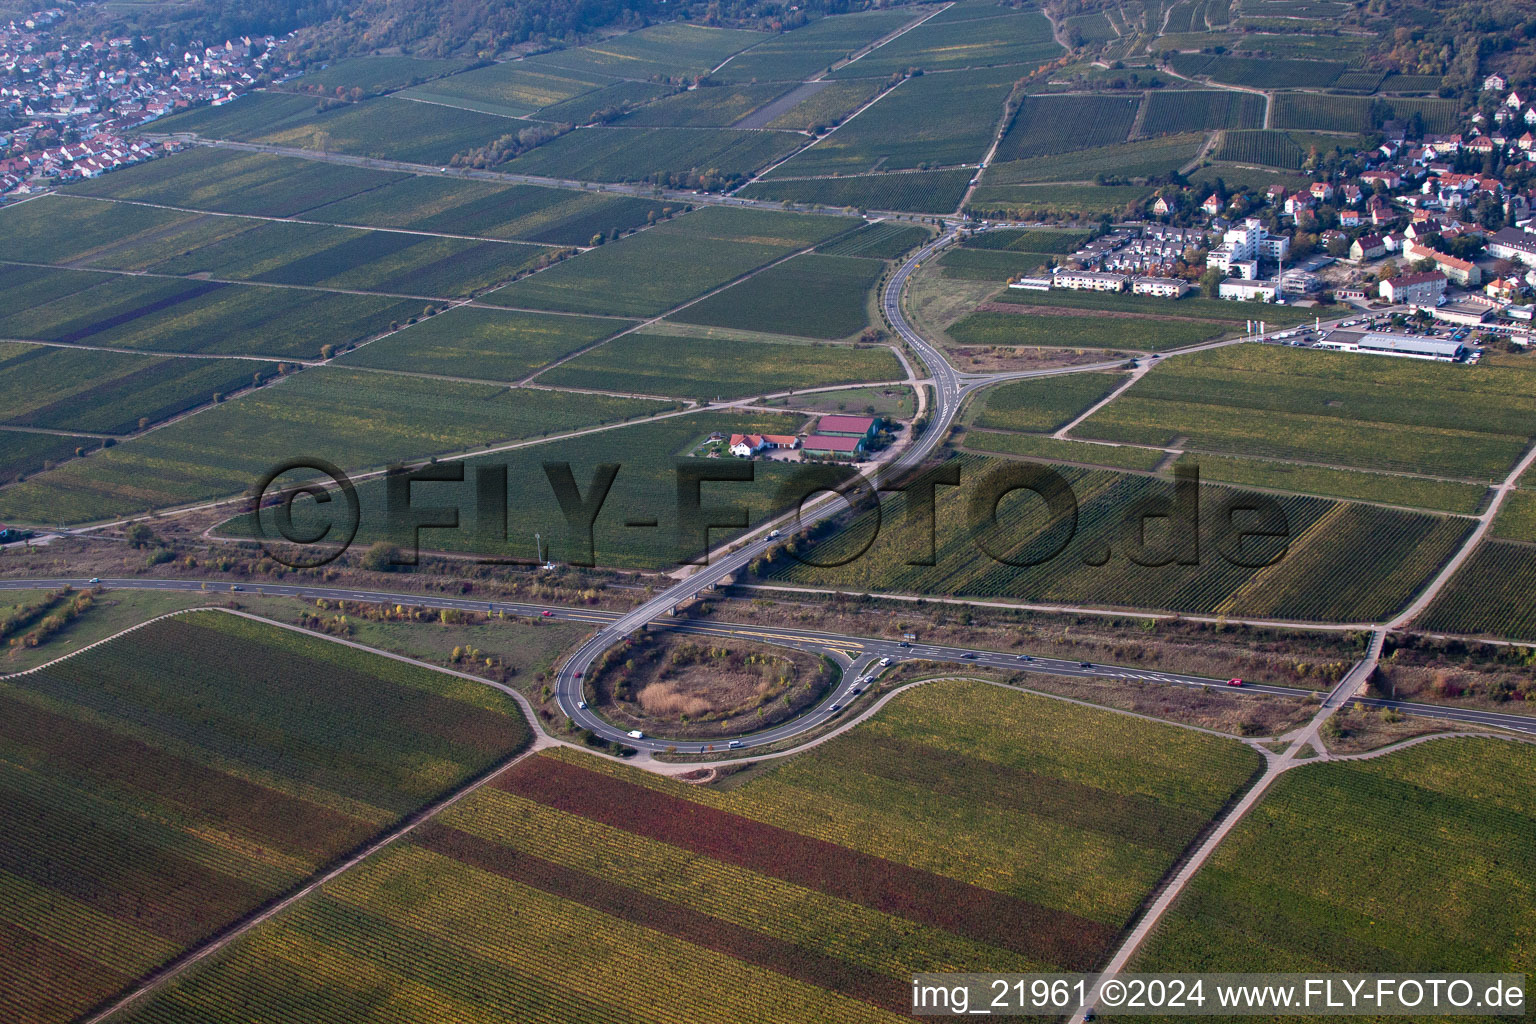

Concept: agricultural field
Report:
left=485, top=206, right=856, bottom=317
left=397, top=62, right=613, bottom=118
left=0, top=270, right=423, bottom=359
left=969, top=372, right=1128, bottom=432
left=146, top=90, right=329, bottom=141
left=0, top=342, right=276, bottom=435
left=1176, top=453, right=1490, bottom=514
left=1169, top=53, right=1346, bottom=89
left=1270, top=92, right=1459, bottom=133
left=105, top=682, right=1261, bottom=1024
left=145, top=219, right=555, bottom=298
left=1140, top=90, right=1264, bottom=134
left=0, top=193, right=226, bottom=267
left=829, top=7, right=1061, bottom=77
left=816, top=221, right=932, bottom=259
left=66, top=148, right=406, bottom=217
left=306, top=176, right=668, bottom=246
left=1213, top=130, right=1309, bottom=170
left=1134, top=740, right=1536, bottom=980
left=220, top=409, right=809, bottom=568
left=962, top=228, right=1090, bottom=253
left=1074, top=346, right=1536, bottom=479
left=1490, top=487, right=1536, bottom=542
left=759, top=454, right=1471, bottom=623
left=988, top=287, right=1317, bottom=324
left=1418, top=540, right=1536, bottom=641
left=249, top=96, right=516, bottom=165
left=500, top=126, right=802, bottom=185
left=524, top=23, right=767, bottom=80
left=539, top=330, right=903, bottom=399
left=993, top=94, right=1139, bottom=160
left=712, top=9, right=917, bottom=83
left=759, top=80, right=885, bottom=131
left=618, top=83, right=794, bottom=127
left=667, top=252, right=883, bottom=339
left=983, top=133, right=1206, bottom=184
left=0, top=368, right=669, bottom=524
left=1189, top=163, right=1312, bottom=194
left=948, top=310, right=1229, bottom=352
left=0, top=430, right=81, bottom=485
left=738, top=169, right=973, bottom=214
left=966, top=183, right=1153, bottom=217
left=284, top=55, right=470, bottom=96
left=766, top=67, right=1019, bottom=175
left=534, top=80, right=672, bottom=123
left=938, top=247, right=1051, bottom=280
left=336, top=306, right=628, bottom=381
left=0, top=610, right=531, bottom=1024
left=961, top=431, right=1168, bottom=471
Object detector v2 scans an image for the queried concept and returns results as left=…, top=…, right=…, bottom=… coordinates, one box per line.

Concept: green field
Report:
left=1141, top=90, right=1264, bottom=133
left=148, top=91, right=329, bottom=141
left=994, top=94, right=1139, bottom=160
left=966, top=183, right=1153, bottom=217
left=760, top=454, right=1472, bottom=623
left=0, top=368, right=670, bottom=524
left=738, top=169, right=973, bottom=214
left=949, top=310, right=1228, bottom=352
left=960, top=431, right=1168, bottom=471
left=0, top=268, right=423, bottom=359
left=1177, top=453, right=1490, bottom=514
left=306, top=176, right=668, bottom=246
left=970, top=372, right=1127, bottom=432
left=828, top=7, right=1061, bottom=77
left=541, top=330, right=901, bottom=398
left=525, top=23, right=767, bottom=80
left=485, top=206, right=856, bottom=317
left=105, top=681, right=1260, bottom=1024
left=762, top=80, right=884, bottom=131
left=67, top=148, right=406, bottom=217
left=1170, top=53, right=1345, bottom=89
left=1490, top=487, right=1536, bottom=542
left=1418, top=540, right=1536, bottom=640
left=939, top=247, right=1053, bottom=280
left=336, top=306, right=628, bottom=381
left=988, top=287, right=1316, bottom=324
left=285, top=55, right=470, bottom=96
left=533, top=79, right=672, bottom=123
left=983, top=133, right=1206, bottom=184
left=0, top=429, right=83, bottom=485
left=618, top=83, right=794, bottom=127
left=501, top=126, right=802, bottom=185
left=1134, top=740, right=1536, bottom=985
left=1075, top=346, right=1536, bottom=479
left=397, top=62, right=613, bottom=117
left=713, top=10, right=917, bottom=82
left=144, top=219, right=553, bottom=298
left=668, top=252, right=882, bottom=339
left=767, top=67, right=1020, bottom=175
left=1270, top=92, right=1459, bottom=133
left=1211, top=130, right=1371, bottom=171
left=0, top=342, right=276, bottom=435
left=962, top=228, right=1090, bottom=253
left=0, top=609, right=531, bottom=1024
left=816, top=221, right=932, bottom=259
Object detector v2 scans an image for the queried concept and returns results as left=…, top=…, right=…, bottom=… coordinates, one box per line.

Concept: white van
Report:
left=627, top=730, right=644, bottom=739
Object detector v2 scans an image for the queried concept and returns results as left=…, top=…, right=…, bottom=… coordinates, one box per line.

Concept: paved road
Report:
left=8, top=577, right=1535, bottom=743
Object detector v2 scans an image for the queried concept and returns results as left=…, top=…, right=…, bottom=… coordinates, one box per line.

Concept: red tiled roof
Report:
left=802, top=434, right=863, bottom=453
left=816, top=415, right=876, bottom=434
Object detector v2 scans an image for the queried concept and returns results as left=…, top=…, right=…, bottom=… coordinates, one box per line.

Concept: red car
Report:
left=1226, top=677, right=1244, bottom=687
left=541, top=610, right=553, bottom=616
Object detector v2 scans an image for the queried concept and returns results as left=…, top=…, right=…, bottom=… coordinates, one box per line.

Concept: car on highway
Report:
left=961, top=652, right=978, bottom=659
left=578, top=700, right=588, bottom=709
left=1227, top=677, right=1245, bottom=687
left=231, top=585, right=243, bottom=591
left=541, top=610, right=553, bottom=616
left=829, top=703, right=842, bottom=712
left=728, top=740, right=743, bottom=749
left=88, top=577, right=100, bottom=584
left=627, top=730, right=644, bottom=739
left=1017, top=654, right=1033, bottom=661
left=878, top=656, right=890, bottom=666
left=1079, top=661, right=1092, bottom=668
left=767, top=529, right=780, bottom=539
left=897, top=640, right=911, bottom=647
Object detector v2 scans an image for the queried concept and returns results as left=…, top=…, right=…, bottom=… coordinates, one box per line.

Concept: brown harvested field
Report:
left=586, top=633, right=833, bottom=738
left=944, top=345, right=1131, bottom=373
left=496, top=754, right=1117, bottom=969
left=412, top=821, right=908, bottom=1012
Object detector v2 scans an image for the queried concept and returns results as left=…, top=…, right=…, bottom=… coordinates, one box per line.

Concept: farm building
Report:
left=802, top=434, right=865, bottom=456
left=1315, top=333, right=1464, bottom=361
left=1132, top=277, right=1189, bottom=298
left=729, top=433, right=799, bottom=457
left=1053, top=270, right=1129, bottom=292
left=1336, top=287, right=1371, bottom=303
left=815, top=415, right=880, bottom=439
left=1217, top=278, right=1279, bottom=302
left=1378, top=271, right=1446, bottom=305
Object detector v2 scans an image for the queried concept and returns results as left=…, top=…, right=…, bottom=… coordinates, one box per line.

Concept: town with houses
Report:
left=0, top=6, right=278, bottom=198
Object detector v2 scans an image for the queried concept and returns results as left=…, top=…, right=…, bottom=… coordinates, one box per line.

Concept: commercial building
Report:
left=815, top=415, right=881, bottom=439
left=1217, top=278, right=1280, bottom=302
left=1008, top=275, right=1052, bottom=291
left=1315, top=332, right=1464, bottom=361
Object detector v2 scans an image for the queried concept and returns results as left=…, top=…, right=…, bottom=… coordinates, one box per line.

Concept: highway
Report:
left=7, top=576, right=1534, bottom=744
